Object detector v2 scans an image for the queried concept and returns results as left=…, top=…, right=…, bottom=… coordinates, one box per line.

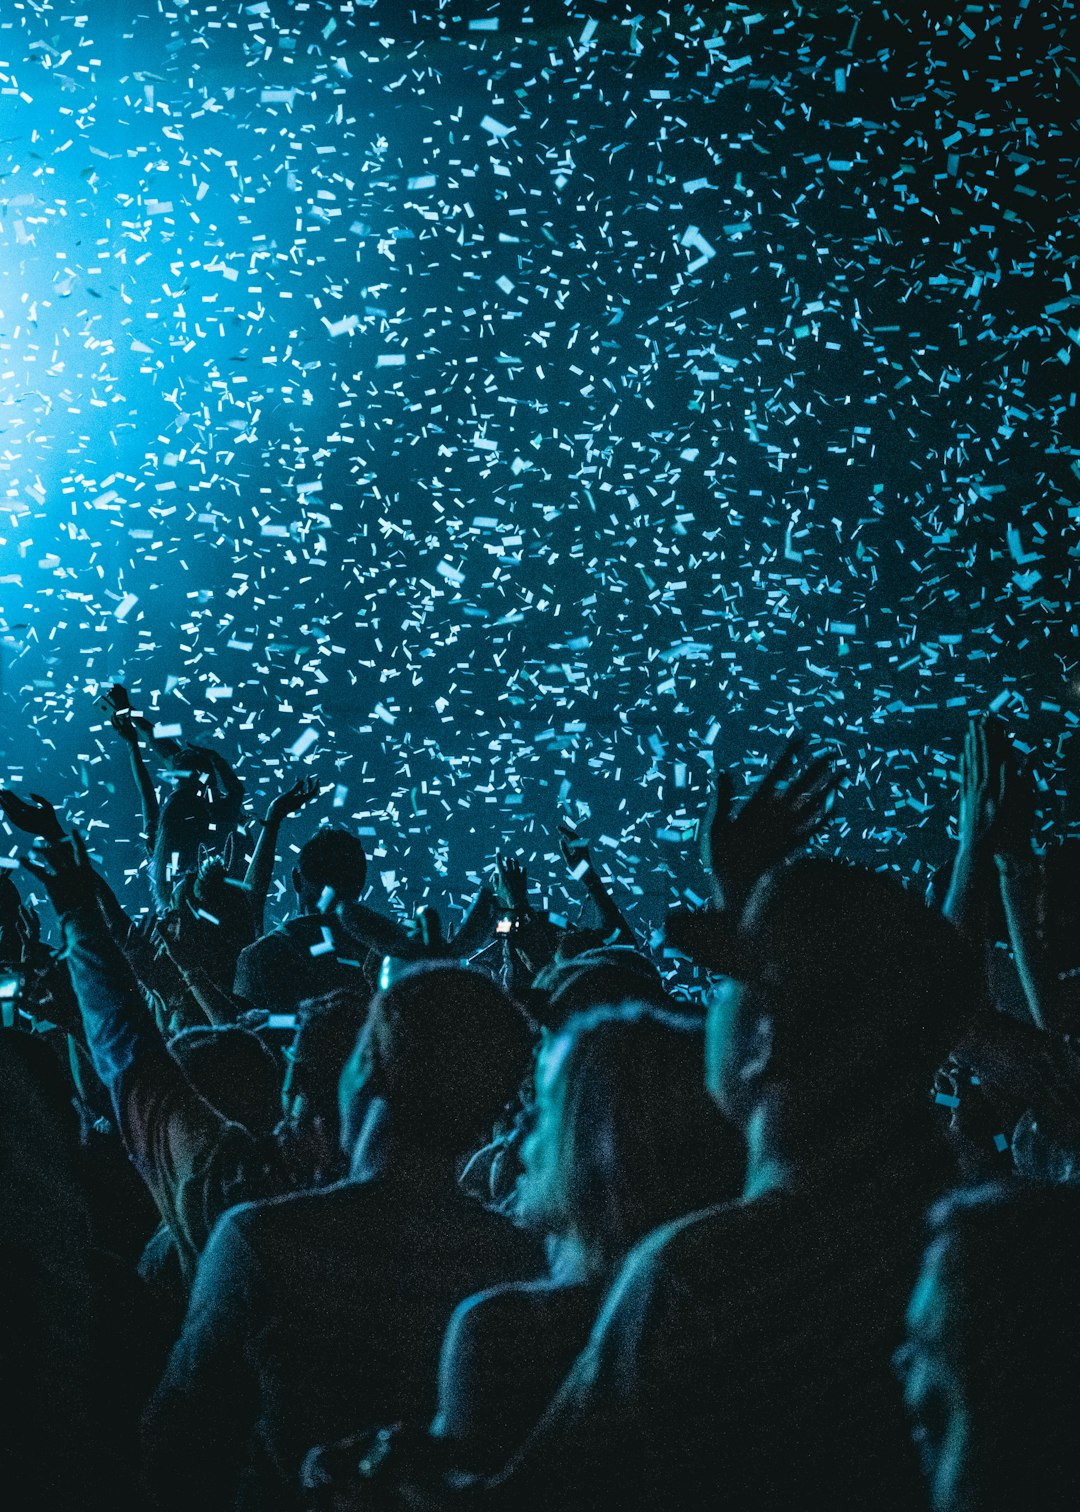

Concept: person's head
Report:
left=705, top=858, right=982, bottom=1167
left=899, top=1184, right=1080, bottom=1512
left=292, top=827, right=367, bottom=912
left=165, top=851, right=256, bottom=987
left=528, top=946, right=668, bottom=1031
left=282, top=988, right=370, bottom=1144
left=517, top=1003, right=744, bottom=1275
left=338, top=963, right=531, bottom=1166
left=151, top=778, right=215, bottom=903
left=168, top=1024, right=281, bottom=1134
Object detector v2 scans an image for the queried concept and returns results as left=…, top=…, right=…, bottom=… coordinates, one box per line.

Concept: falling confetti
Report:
left=0, top=1, right=1076, bottom=929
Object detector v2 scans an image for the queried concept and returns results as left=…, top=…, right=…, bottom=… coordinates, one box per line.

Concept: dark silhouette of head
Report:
left=282, top=988, right=370, bottom=1143
left=517, top=1003, right=745, bottom=1275
left=166, top=852, right=256, bottom=990
left=901, top=1183, right=1080, bottom=1512
left=338, top=963, right=531, bottom=1164
left=706, top=857, right=982, bottom=1174
left=529, top=946, right=668, bottom=1030
left=292, top=827, right=367, bottom=912
left=168, top=1024, right=282, bottom=1135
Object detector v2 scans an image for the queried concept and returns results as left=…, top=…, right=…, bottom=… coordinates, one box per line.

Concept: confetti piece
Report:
left=288, top=729, right=318, bottom=760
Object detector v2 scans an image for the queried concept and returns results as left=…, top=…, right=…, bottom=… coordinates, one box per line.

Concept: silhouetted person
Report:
left=459, top=859, right=982, bottom=1512
left=430, top=1003, right=743, bottom=1475
left=0, top=1031, right=169, bottom=1512
left=234, top=827, right=370, bottom=1014
left=144, top=963, right=543, bottom=1512
left=900, top=1183, right=1080, bottom=1512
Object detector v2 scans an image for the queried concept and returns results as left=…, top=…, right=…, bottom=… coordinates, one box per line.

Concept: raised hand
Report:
left=98, top=682, right=131, bottom=719
left=267, top=775, right=320, bottom=825
left=956, top=715, right=1009, bottom=853
left=0, top=789, right=66, bottom=843
left=558, top=821, right=593, bottom=877
left=493, top=853, right=530, bottom=915
left=404, top=904, right=446, bottom=955
left=21, top=831, right=99, bottom=917
left=703, top=736, right=839, bottom=912
left=995, top=748, right=1037, bottom=862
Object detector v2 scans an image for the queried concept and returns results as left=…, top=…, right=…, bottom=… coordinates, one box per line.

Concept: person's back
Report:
left=234, top=913, right=368, bottom=1015
left=901, top=1184, right=1080, bottom=1512
left=145, top=963, right=542, bottom=1512
left=234, top=827, right=370, bottom=1014
left=561, top=1181, right=927, bottom=1512
left=175, top=1173, right=541, bottom=1511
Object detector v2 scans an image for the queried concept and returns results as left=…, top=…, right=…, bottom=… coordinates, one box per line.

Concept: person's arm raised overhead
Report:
left=244, top=774, right=320, bottom=935
left=558, top=821, right=635, bottom=947
left=22, top=832, right=272, bottom=1286
left=664, top=737, right=839, bottom=968
left=494, top=853, right=556, bottom=1000
left=336, top=896, right=420, bottom=960
left=704, top=736, right=838, bottom=914
left=98, top=682, right=161, bottom=854
left=993, top=749, right=1055, bottom=1031
left=448, top=879, right=500, bottom=961
left=943, top=715, right=1008, bottom=941
left=0, top=787, right=67, bottom=844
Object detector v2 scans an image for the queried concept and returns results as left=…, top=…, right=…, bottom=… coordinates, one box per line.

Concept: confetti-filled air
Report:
left=1, top=0, right=1077, bottom=924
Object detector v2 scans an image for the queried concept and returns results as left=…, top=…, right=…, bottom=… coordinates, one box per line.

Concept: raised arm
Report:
left=448, top=881, right=500, bottom=961
left=704, top=736, right=838, bottom=915
left=942, top=715, right=1010, bottom=941
left=23, top=833, right=275, bottom=1287
left=664, top=737, right=839, bottom=969
left=98, top=683, right=160, bottom=853
left=243, top=774, right=320, bottom=934
left=558, top=822, right=635, bottom=946
left=993, top=752, right=1056, bottom=1031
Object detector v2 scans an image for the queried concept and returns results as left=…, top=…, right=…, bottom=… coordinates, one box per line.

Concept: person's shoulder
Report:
left=242, top=918, right=306, bottom=955
left=453, top=1275, right=574, bottom=1327
left=633, top=1197, right=742, bottom=1275
left=595, top=1199, right=744, bottom=1325
left=221, top=1179, right=361, bottom=1246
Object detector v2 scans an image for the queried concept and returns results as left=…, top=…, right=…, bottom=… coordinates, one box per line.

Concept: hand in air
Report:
left=268, top=775, right=321, bottom=825
left=0, top=789, right=67, bottom=843
left=21, top=831, right=98, bottom=917
left=704, top=736, right=840, bottom=912
left=493, top=853, right=529, bottom=915
left=558, top=822, right=593, bottom=877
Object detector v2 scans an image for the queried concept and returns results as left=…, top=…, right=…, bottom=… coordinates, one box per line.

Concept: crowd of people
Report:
left=3, top=685, right=1079, bottom=1512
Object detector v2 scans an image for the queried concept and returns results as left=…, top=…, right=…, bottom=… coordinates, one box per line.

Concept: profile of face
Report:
left=897, top=1237, right=969, bottom=1512
left=515, top=1032, right=571, bottom=1234
left=704, top=875, right=781, bottom=1125
left=336, top=1015, right=383, bottom=1160
left=704, top=976, right=774, bottom=1127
